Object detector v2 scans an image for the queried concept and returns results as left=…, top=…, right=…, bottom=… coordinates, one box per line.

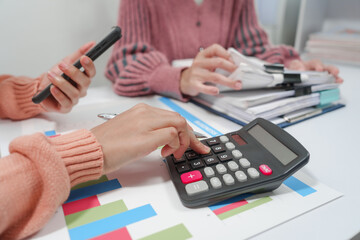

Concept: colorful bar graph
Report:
left=63, top=195, right=100, bottom=216
left=72, top=175, right=109, bottom=190
left=208, top=193, right=273, bottom=221
left=65, top=199, right=128, bottom=229
left=212, top=199, right=248, bottom=215
left=217, top=197, right=273, bottom=220
left=68, top=204, right=157, bottom=240
left=209, top=193, right=254, bottom=211
left=283, top=176, right=317, bottom=197
left=159, top=97, right=222, bottom=137
left=65, top=179, right=122, bottom=203
left=139, top=223, right=192, bottom=240
left=90, top=227, right=132, bottom=240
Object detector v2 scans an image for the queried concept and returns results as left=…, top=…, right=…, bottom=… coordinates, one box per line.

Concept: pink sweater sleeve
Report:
left=0, top=75, right=45, bottom=120
left=105, top=0, right=186, bottom=101
left=0, top=130, right=104, bottom=239
left=233, top=0, right=301, bottom=67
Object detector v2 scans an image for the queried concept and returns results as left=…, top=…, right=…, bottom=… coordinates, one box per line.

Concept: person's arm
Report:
left=105, top=0, right=186, bottom=100
left=0, top=130, right=103, bottom=239
left=0, top=103, right=209, bottom=239
left=0, top=42, right=96, bottom=120
left=0, top=75, right=44, bottom=120
left=232, top=0, right=300, bottom=67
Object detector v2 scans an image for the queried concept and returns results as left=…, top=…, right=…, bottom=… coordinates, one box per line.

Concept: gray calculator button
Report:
left=204, top=167, right=215, bottom=177
left=247, top=167, right=260, bottom=179
left=232, top=150, right=243, bottom=159
left=225, top=142, right=236, bottom=150
left=210, top=177, right=222, bottom=189
left=235, top=171, right=247, bottom=182
left=223, top=174, right=235, bottom=185
left=227, top=161, right=239, bottom=171
left=185, top=180, right=209, bottom=196
left=219, top=136, right=229, bottom=143
left=239, top=158, right=251, bottom=168
left=216, top=164, right=227, bottom=174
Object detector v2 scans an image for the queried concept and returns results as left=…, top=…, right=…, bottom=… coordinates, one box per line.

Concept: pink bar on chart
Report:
left=90, top=227, right=132, bottom=240
left=213, top=200, right=249, bottom=215
left=48, top=134, right=61, bottom=138
left=62, top=195, right=100, bottom=216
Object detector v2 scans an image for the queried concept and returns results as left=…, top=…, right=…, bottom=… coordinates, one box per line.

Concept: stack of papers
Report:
left=192, top=84, right=343, bottom=127
left=172, top=48, right=345, bottom=127
left=192, top=48, right=344, bottom=127
left=304, top=20, right=360, bottom=66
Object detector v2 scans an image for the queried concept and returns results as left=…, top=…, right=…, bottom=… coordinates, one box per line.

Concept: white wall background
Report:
left=0, top=0, right=309, bottom=88
left=0, top=0, right=120, bottom=87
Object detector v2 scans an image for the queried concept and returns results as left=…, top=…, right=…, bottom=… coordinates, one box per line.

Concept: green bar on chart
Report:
left=71, top=175, right=109, bottom=190
left=65, top=199, right=128, bottom=229
left=218, top=197, right=272, bottom=220
left=139, top=223, right=192, bottom=240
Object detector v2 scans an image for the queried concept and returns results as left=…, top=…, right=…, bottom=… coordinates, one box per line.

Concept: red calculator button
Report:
left=259, top=164, right=272, bottom=175
left=181, top=170, right=203, bottom=184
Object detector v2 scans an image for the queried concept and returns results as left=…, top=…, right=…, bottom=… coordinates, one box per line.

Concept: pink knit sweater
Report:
left=0, top=75, right=104, bottom=239
left=105, top=0, right=300, bottom=100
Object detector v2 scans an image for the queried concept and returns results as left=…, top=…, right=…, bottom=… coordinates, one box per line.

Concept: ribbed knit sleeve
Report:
left=0, top=75, right=45, bottom=120
left=105, top=0, right=186, bottom=101
left=233, top=0, right=300, bottom=67
left=0, top=129, right=104, bottom=239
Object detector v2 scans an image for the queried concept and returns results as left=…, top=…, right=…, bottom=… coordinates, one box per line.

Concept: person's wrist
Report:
left=180, top=68, right=191, bottom=95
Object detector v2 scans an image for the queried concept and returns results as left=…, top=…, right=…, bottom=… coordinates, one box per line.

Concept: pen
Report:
left=97, top=113, right=207, bottom=139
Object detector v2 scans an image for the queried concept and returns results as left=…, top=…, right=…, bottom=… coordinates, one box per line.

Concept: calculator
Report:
left=165, top=118, right=309, bottom=208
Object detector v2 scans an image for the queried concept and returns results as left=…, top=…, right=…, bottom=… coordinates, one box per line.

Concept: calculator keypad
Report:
left=172, top=135, right=273, bottom=197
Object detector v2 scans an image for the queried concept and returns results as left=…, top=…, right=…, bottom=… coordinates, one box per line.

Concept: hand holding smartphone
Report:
left=32, top=26, right=122, bottom=104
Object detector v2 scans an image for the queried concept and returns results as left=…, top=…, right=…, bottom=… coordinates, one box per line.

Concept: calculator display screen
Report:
left=248, top=124, right=297, bottom=165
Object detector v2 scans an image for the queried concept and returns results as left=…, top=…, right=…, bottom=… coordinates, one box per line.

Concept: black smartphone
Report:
left=32, top=26, right=122, bottom=104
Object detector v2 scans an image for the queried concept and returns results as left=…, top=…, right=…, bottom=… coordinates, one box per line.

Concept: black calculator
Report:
left=165, top=118, right=310, bottom=208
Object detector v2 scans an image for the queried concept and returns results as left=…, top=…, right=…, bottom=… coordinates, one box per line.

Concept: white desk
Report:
left=0, top=64, right=359, bottom=240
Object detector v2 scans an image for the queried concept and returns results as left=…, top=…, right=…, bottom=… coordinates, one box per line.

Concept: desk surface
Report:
left=1, top=64, right=359, bottom=239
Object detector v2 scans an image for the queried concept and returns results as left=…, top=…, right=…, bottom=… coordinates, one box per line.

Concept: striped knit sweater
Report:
left=0, top=75, right=104, bottom=239
left=105, top=0, right=300, bottom=100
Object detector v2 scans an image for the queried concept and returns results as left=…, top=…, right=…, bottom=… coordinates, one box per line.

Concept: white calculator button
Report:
left=232, top=150, right=243, bottom=159
left=219, top=136, right=229, bottom=143
left=247, top=167, right=260, bottom=179
left=210, top=177, right=222, bottom=189
left=216, top=164, right=227, bottom=174
left=235, top=171, right=247, bottom=182
left=204, top=167, right=215, bottom=177
left=185, top=180, right=209, bottom=196
left=225, top=142, right=236, bottom=150
left=223, top=174, right=235, bottom=185
left=239, top=158, right=251, bottom=168
left=227, top=161, right=239, bottom=171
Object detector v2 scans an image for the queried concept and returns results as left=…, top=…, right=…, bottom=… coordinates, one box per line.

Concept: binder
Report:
left=191, top=98, right=345, bottom=128
left=191, top=86, right=345, bottom=128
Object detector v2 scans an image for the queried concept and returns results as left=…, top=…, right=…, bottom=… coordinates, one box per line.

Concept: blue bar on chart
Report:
left=65, top=179, right=122, bottom=203
left=44, top=130, right=57, bottom=136
left=283, top=176, right=317, bottom=197
left=159, top=97, right=222, bottom=137
left=68, top=204, right=157, bottom=240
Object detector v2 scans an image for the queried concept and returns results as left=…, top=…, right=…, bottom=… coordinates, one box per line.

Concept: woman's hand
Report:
left=91, top=103, right=211, bottom=174
left=288, top=59, right=343, bottom=83
left=180, top=44, right=241, bottom=96
left=39, top=42, right=96, bottom=113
